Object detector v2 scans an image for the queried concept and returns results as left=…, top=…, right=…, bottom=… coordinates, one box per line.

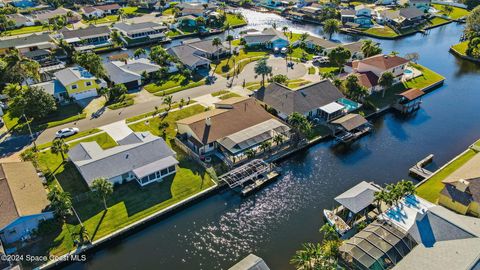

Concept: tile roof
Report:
left=0, top=162, right=50, bottom=230
left=255, top=80, right=344, bottom=116
left=176, top=97, right=278, bottom=145
left=355, top=54, right=409, bottom=71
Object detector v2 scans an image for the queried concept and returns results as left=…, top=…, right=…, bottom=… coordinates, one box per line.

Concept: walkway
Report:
left=100, top=121, right=133, bottom=142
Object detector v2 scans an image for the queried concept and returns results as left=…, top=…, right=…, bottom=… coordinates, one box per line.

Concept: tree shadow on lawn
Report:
left=55, top=162, right=90, bottom=194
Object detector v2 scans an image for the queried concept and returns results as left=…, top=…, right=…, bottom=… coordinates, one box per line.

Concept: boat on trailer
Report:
left=323, top=209, right=351, bottom=236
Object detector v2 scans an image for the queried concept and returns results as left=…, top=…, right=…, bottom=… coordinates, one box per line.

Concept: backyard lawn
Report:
left=83, top=15, right=119, bottom=24
left=368, top=64, right=445, bottom=109
left=225, top=13, right=247, bottom=26
left=417, top=140, right=480, bottom=203
left=361, top=27, right=398, bottom=38
left=433, top=4, right=470, bottom=19
left=144, top=73, right=204, bottom=94
left=451, top=41, right=469, bottom=56
left=4, top=25, right=45, bottom=36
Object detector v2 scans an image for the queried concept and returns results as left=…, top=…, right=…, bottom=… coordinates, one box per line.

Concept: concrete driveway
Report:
left=100, top=121, right=133, bottom=142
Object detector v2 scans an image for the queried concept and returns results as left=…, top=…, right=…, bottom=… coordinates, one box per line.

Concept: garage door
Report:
left=72, top=89, right=98, bottom=100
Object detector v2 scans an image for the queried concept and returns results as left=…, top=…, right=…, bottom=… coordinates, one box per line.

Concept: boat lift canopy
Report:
left=220, top=159, right=271, bottom=188
left=335, top=181, right=381, bottom=214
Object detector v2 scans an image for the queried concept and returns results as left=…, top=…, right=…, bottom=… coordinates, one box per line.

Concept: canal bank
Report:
left=62, top=10, right=480, bottom=270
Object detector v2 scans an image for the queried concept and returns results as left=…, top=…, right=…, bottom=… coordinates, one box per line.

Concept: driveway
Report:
left=235, top=57, right=307, bottom=83
left=100, top=121, right=133, bottom=142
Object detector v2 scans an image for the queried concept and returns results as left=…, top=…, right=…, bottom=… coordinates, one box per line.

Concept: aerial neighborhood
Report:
left=0, top=0, right=479, bottom=269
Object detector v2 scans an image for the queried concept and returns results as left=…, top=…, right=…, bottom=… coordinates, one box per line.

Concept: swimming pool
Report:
left=338, top=98, right=362, bottom=112
left=404, top=69, right=413, bottom=75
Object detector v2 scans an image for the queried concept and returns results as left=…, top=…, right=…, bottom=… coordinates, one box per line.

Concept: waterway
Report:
left=64, top=9, right=480, bottom=270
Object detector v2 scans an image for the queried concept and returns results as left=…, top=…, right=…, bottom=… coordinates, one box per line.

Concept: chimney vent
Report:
left=205, top=117, right=212, bottom=126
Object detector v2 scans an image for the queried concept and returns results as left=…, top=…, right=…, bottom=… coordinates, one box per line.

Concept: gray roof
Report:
left=113, top=22, right=167, bottom=34
left=229, top=254, right=271, bottom=270
left=167, top=45, right=211, bottom=68
left=69, top=132, right=177, bottom=185
left=399, top=7, right=425, bottom=19
left=255, top=80, right=344, bottom=115
left=0, top=33, right=52, bottom=49
left=104, top=62, right=141, bottom=84
left=303, top=35, right=339, bottom=49
left=335, top=181, right=380, bottom=214
left=186, top=39, right=227, bottom=54
left=54, top=67, right=96, bottom=86
left=343, top=41, right=363, bottom=53
left=341, top=9, right=356, bottom=16
left=60, top=25, right=111, bottom=40
left=242, top=28, right=288, bottom=44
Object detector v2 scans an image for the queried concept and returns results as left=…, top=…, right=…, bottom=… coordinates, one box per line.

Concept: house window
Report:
left=161, top=168, right=168, bottom=176
left=148, top=173, right=156, bottom=181
left=208, top=142, right=214, bottom=148
left=168, top=166, right=175, bottom=173
left=85, top=81, right=92, bottom=87
left=141, top=176, right=148, bottom=184
left=156, top=171, right=161, bottom=178
left=71, top=84, right=78, bottom=90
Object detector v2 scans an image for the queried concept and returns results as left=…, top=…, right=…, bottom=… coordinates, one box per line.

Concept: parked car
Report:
left=55, top=127, right=79, bottom=138
left=312, top=56, right=329, bottom=64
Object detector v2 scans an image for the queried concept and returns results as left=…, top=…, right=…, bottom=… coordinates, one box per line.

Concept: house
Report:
left=24, top=49, right=65, bottom=74
left=176, top=2, right=213, bottom=16
left=382, top=7, right=426, bottom=29
left=0, top=162, right=53, bottom=245
left=341, top=5, right=373, bottom=27
left=53, top=66, right=107, bottom=100
left=81, top=4, right=121, bottom=18
left=182, top=38, right=228, bottom=59
left=242, top=28, right=289, bottom=50
left=32, top=80, right=70, bottom=103
left=30, top=8, right=81, bottom=24
left=293, top=36, right=364, bottom=60
left=229, top=254, right=271, bottom=270
left=167, top=44, right=211, bottom=71
left=113, top=22, right=168, bottom=44
left=0, top=33, right=56, bottom=56
left=104, top=58, right=161, bottom=90
left=254, top=80, right=346, bottom=121
left=409, top=0, right=431, bottom=12
left=69, top=132, right=178, bottom=187
left=176, top=97, right=291, bottom=163
left=438, top=177, right=479, bottom=217
left=6, top=13, right=34, bottom=28
left=344, top=54, right=409, bottom=93
left=299, top=5, right=322, bottom=17
left=10, top=0, right=37, bottom=8
left=58, top=25, right=112, bottom=52
left=340, top=195, right=480, bottom=270
left=177, top=15, right=197, bottom=27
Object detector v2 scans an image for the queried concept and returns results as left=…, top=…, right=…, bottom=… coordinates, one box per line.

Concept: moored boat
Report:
left=323, top=209, right=351, bottom=235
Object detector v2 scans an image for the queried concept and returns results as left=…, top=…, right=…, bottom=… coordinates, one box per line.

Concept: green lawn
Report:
left=218, top=92, right=241, bottom=99
left=4, top=104, right=85, bottom=134
left=307, top=124, right=331, bottom=140
left=417, top=140, right=480, bottom=202
left=362, top=27, right=398, bottom=38
left=107, top=94, right=135, bottom=110
left=144, top=73, right=204, bottom=94
left=451, top=41, right=469, bottom=56
left=225, top=13, right=247, bottom=27
left=83, top=15, right=119, bottom=24
left=428, top=17, right=451, bottom=27
left=166, top=29, right=182, bottom=37
left=4, top=25, right=45, bottom=36
left=121, top=6, right=138, bottom=14
left=368, top=64, right=445, bottom=109
left=308, top=67, right=316, bottom=74
left=433, top=4, right=470, bottom=19
left=319, top=66, right=340, bottom=74
left=212, top=46, right=269, bottom=76
left=286, top=79, right=311, bottom=89
left=128, top=104, right=206, bottom=139
left=36, top=129, right=103, bottom=150
left=211, top=90, right=230, bottom=97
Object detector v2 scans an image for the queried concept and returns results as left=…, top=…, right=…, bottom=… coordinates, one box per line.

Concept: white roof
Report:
left=319, top=102, right=345, bottom=114
left=229, top=254, right=270, bottom=270
left=334, top=181, right=380, bottom=214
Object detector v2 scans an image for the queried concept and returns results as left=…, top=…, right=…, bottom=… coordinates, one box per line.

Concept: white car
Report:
left=313, top=56, right=330, bottom=64
left=55, top=127, right=79, bottom=138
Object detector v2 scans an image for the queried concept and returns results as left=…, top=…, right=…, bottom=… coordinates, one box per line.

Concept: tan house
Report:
left=176, top=97, right=290, bottom=164
left=438, top=177, right=480, bottom=217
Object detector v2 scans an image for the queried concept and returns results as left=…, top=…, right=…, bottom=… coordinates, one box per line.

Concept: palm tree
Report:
left=290, top=243, right=323, bottom=270
left=47, top=186, right=73, bottom=221
left=110, top=31, right=124, bottom=47
left=254, top=57, right=272, bottom=86
left=391, top=51, right=400, bottom=56
left=162, top=95, right=173, bottom=111
left=212, top=37, right=222, bottom=61
left=285, top=45, right=293, bottom=66
left=260, top=141, right=272, bottom=153
left=323, top=19, right=340, bottom=40
left=374, top=189, right=388, bottom=213
left=226, top=34, right=234, bottom=53
left=287, top=112, right=312, bottom=143
left=117, top=8, right=125, bottom=22
left=91, top=178, right=113, bottom=211
left=134, top=48, right=146, bottom=58
left=361, top=39, right=382, bottom=58
left=3, top=49, right=40, bottom=83
left=319, top=223, right=338, bottom=241
left=245, top=149, right=256, bottom=159
left=378, top=71, right=394, bottom=98
left=300, top=32, right=310, bottom=42
left=51, top=138, right=69, bottom=162
left=273, top=134, right=284, bottom=147
left=282, top=26, right=289, bottom=36
left=224, top=22, right=232, bottom=35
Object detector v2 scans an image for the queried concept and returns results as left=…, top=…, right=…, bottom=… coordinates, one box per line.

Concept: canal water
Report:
left=65, top=10, right=480, bottom=270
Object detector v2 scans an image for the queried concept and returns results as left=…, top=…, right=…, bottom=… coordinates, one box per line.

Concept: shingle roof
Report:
left=113, top=22, right=167, bottom=34
left=255, top=80, right=344, bottom=116
left=104, top=62, right=141, bottom=84
left=356, top=71, right=379, bottom=89
left=332, top=113, right=368, bottom=131
left=69, top=132, right=177, bottom=185
left=54, top=67, right=97, bottom=86
left=186, top=39, right=227, bottom=54
left=167, top=45, right=211, bottom=68
left=176, top=98, right=278, bottom=145
left=398, top=88, right=425, bottom=101
left=0, top=162, right=50, bottom=230
left=60, top=25, right=111, bottom=40
left=242, top=28, right=288, bottom=44
left=304, top=35, right=339, bottom=49
left=399, top=7, right=425, bottom=19
left=96, top=3, right=121, bottom=11
left=0, top=33, right=52, bottom=49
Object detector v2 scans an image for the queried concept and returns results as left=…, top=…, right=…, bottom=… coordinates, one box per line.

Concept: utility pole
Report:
left=23, top=114, right=37, bottom=151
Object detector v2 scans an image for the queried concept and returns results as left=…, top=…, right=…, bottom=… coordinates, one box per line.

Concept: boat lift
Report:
left=219, top=159, right=272, bottom=188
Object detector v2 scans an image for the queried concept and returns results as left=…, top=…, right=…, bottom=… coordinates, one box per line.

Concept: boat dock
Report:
left=241, top=171, right=279, bottom=196
left=409, top=154, right=434, bottom=179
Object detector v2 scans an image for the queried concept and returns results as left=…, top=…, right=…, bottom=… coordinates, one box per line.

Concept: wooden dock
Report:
left=409, top=154, right=434, bottom=179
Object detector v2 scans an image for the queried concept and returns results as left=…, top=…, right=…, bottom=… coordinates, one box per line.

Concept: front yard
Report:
left=212, top=46, right=269, bottom=76
left=144, top=73, right=205, bottom=94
